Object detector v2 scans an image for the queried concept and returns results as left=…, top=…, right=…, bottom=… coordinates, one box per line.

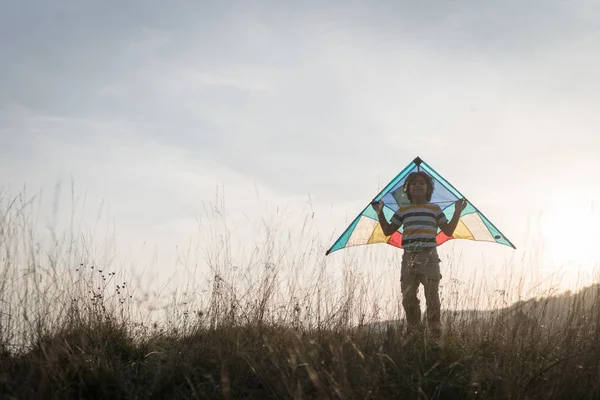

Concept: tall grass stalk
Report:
left=0, top=187, right=599, bottom=399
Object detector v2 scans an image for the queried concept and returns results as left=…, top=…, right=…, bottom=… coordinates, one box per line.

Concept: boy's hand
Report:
left=371, top=200, right=384, bottom=215
left=455, top=198, right=467, bottom=214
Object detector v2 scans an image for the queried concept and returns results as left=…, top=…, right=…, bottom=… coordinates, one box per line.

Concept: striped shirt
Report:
left=391, top=203, right=448, bottom=252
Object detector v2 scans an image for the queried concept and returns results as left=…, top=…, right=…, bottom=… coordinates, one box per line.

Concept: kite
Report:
left=325, top=156, right=515, bottom=255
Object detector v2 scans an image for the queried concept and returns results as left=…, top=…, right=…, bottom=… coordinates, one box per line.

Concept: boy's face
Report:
left=409, top=176, right=428, bottom=197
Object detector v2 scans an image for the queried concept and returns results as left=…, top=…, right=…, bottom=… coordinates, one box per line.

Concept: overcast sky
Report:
left=2, top=0, right=600, bottom=308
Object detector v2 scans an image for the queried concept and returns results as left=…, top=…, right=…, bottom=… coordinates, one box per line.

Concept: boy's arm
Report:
left=372, top=201, right=402, bottom=236
left=377, top=211, right=402, bottom=236
left=439, top=212, right=460, bottom=236
left=438, top=199, right=467, bottom=236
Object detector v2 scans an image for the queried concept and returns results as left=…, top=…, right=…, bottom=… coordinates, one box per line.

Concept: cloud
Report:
left=2, top=0, right=600, bottom=256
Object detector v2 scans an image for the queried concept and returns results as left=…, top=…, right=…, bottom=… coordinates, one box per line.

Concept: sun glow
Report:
left=541, top=198, right=600, bottom=280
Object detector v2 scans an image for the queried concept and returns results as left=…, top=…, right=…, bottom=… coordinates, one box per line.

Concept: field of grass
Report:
left=1, top=190, right=600, bottom=399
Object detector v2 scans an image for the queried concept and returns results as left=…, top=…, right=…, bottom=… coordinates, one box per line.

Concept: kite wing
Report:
left=325, top=157, right=515, bottom=255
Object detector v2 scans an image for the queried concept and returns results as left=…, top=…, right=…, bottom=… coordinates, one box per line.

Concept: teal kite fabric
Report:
left=326, top=157, right=515, bottom=255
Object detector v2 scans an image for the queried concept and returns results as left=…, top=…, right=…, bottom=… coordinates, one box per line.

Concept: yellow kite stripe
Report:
left=367, top=222, right=390, bottom=244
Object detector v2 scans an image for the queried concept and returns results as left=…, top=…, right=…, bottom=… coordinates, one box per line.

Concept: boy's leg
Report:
left=418, top=250, right=442, bottom=334
left=401, top=257, right=421, bottom=327
left=422, top=276, right=441, bottom=333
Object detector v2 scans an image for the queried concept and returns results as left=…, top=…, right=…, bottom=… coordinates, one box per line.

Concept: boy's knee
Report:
left=402, top=294, right=419, bottom=307
left=424, top=280, right=441, bottom=302
left=400, top=276, right=418, bottom=295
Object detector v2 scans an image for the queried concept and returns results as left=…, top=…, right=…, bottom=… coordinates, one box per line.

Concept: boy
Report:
left=371, top=171, right=467, bottom=335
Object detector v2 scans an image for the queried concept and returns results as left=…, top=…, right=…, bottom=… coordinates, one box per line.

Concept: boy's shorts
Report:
left=400, top=247, right=442, bottom=281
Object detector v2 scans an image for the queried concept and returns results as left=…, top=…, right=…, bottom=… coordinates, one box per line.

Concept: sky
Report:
left=2, top=0, right=600, bottom=315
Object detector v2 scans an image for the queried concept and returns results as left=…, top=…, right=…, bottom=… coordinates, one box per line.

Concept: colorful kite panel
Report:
left=326, top=157, right=515, bottom=255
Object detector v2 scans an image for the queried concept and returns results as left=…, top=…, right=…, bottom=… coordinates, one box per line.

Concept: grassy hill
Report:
left=1, top=194, right=599, bottom=399
left=1, top=281, right=599, bottom=399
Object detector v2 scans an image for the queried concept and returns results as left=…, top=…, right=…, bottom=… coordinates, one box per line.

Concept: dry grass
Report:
left=1, top=189, right=599, bottom=399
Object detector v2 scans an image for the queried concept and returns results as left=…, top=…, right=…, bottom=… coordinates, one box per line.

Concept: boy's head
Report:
left=403, top=171, right=434, bottom=202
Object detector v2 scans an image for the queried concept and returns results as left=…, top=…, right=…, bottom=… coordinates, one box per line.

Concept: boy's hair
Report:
left=403, top=171, right=434, bottom=202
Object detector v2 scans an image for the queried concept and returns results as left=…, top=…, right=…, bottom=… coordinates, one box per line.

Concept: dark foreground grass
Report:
left=2, top=190, right=600, bottom=399
left=2, top=291, right=600, bottom=400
